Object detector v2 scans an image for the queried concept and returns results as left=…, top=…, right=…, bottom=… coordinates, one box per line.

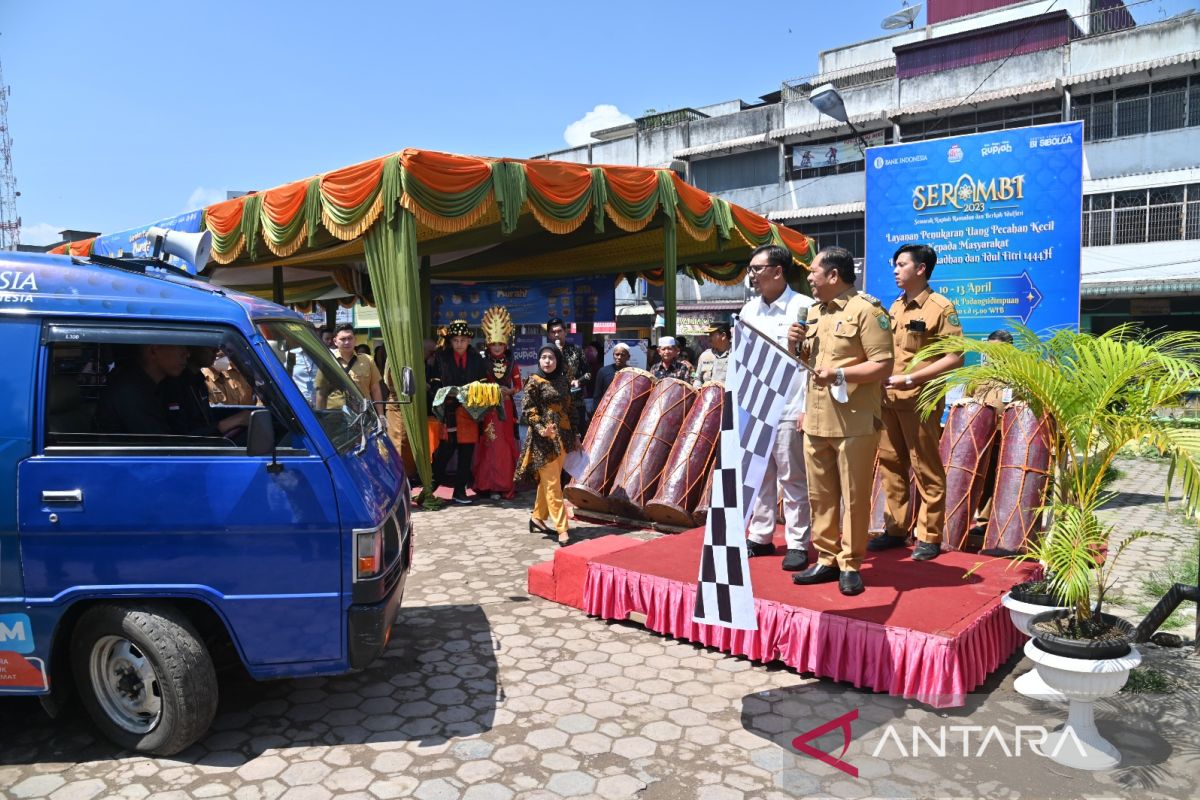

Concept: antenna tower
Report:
left=0, top=57, right=19, bottom=250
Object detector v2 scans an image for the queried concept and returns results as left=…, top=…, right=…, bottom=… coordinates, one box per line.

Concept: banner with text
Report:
left=865, top=122, right=1082, bottom=336
left=92, top=210, right=205, bottom=274
left=431, top=277, right=615, bottom=329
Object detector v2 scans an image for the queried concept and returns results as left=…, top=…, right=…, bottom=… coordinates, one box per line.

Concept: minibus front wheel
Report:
left=70, top=603, right=218, bottom=756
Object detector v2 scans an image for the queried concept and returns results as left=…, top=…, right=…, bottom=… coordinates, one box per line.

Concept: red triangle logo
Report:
left=0, top=651, right=47, bottom=690
left=791, top=708, right=859, bottom=777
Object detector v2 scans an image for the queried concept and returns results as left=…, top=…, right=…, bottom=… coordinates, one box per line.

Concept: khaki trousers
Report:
left=878, top=406, right=946, bottom=544
left=804, top=431, right=879, bottom=573
left=533, top=452, right=569, bottom=534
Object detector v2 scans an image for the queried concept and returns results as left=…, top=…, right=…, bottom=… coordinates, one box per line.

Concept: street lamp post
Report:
left=809, top=83, right=870, bottom=151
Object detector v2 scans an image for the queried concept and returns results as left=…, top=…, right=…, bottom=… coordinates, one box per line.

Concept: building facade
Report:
left=537, top=0, right=1200, bottom=333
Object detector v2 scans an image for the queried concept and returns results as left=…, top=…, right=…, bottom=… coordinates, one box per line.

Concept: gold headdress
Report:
left=480, top=306, right=515, bottom=345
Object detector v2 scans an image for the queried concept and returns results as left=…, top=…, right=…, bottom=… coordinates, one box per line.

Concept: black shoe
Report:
left=529, top=518, right=551, bottom=533
left=781, top=549, right=809, bottom=572
left=792, top=563, right=840, bottom=585
left=867, top=535, right=908, bottom=551
left=747, top=541, right=776, bottom=557
left=839, top=571, right=865, bottom=596
left=452, top=493, right=473, bottom=506
left=912, top=541, right=942, bottom=561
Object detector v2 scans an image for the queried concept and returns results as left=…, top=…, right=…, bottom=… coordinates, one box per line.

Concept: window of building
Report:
left=1082, top=183, right=1200, bottom=247
left=1072, top=75, right=1200, bottom=141
left=786, top=217, right=865, bottom=259
left=691, top=148, right=779, bottom=194
left=898, top=100, right=1061, bottom=142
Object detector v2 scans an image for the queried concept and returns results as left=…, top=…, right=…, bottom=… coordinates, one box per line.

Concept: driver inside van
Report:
left=96, top=343, right=249, bottom=437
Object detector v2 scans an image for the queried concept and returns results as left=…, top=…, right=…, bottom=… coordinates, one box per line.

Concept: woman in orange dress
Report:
left=472, top=307, right=522, bottom=500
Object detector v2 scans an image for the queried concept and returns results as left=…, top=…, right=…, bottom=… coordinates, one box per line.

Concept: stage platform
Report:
left=530, top=527, right=1033, bottom=708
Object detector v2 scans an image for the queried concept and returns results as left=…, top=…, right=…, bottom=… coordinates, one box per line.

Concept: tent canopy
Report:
left=55, top=148, right=815, bottom=489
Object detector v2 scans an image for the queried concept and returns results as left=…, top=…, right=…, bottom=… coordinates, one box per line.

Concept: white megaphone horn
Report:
left=147, top=226, right=212, bottom=274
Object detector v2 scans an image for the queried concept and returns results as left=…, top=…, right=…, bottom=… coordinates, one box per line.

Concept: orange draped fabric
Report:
left=206, top=196, right=247, bottom=236
left=523, top=160, right=593, bottom=204
left=602, top=165, right=660, bottom=204
left=776, top=226, right=813, bottom=261
left=671, top=172, right=713, bottom=217
left=321, top=157, right=386, bottom=209
left=261, top=179, right=310, bottom=225
left=401, top=149, right=492, bottom=195
left=730, top=203, right=772, bottom=239
left=49, top=243, right=67, bottom=255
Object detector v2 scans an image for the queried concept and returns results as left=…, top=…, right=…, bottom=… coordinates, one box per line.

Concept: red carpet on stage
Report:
left=582, top=527, right=1033, bottom=708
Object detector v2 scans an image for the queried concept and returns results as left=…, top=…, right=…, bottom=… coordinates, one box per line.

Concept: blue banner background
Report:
left=431, top=277, right=615, bottom=328
left=864, top=122, right=1082, bottom=337
left=92, top=210, right=205, bottom=274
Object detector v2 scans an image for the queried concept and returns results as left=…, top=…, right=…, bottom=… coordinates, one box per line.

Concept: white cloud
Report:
left=185, top=186, right=227, bottom=211
left=20, top=222, right=64, bottom=246
left=563, top=104, right=635, bottom=147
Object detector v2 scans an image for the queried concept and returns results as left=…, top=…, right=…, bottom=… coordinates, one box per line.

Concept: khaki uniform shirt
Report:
left=317, top=353, right=382, bottom=410
left=694, top=348, right=729, bottom=385
left=801, top=288, right=894, bottom=438
left=884, top=288, right=962, bottom=411
left=202, top=366, right=254, bottom=406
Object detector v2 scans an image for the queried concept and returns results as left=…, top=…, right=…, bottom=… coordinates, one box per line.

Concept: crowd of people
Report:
left=310, top=239, right=999, bottom=590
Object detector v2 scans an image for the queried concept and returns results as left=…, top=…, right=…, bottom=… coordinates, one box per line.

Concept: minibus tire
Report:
left=70, top=603, right=218, bottom=756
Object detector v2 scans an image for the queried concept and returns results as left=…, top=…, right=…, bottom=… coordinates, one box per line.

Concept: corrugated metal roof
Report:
left=673, top=134, right=773, bottom=159
left=1066, top=49, right=1200, bottom=87
left=893, top=79, right=1059, bottom=116
left=767, top=201, right=866, bottom=222
left=1084, top=166, right=1200, bottom=193
left=769, top=114, right=887, bottom=141
left=1081, top=241, right=1200, bottom=297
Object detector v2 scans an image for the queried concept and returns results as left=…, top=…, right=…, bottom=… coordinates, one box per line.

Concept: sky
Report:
left=2, top=0, right=1194, bottom=244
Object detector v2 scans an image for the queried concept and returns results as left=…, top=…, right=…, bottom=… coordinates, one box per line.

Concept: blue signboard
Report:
left=864, top=122, right=1082, bottom=337
left=92, top=210, right=205, bottom=274
left=431, top=277, right=615, bottom=328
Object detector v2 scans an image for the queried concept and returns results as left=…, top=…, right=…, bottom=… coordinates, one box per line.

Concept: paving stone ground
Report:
left=1, top=456, right=1196, bottom=800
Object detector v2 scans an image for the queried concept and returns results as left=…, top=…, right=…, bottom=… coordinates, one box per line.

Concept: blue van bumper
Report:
left=347, top=518, right=411, bottom=670
left=347, top=558, right=408, bottom=669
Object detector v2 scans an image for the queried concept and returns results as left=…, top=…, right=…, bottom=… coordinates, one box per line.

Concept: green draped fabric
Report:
left=491, top=161, right=527, bottom=235
left=401, top=165, right=493, bottom=221
left=526, top=172, right=593, bottom=229
left=207, top=213, right=243, bottom=257
left=605, top=176, right=660, bottom=226
left=711, top=198, right=734, bottom=249
left=240, top=194, right=263, bottom=262
left=261, top=196, right=306, bottom=252
left=304, top=177, right=322, bottom=248
left=589, top=168, right=608, bottom=233
left=363, top=206, right=432, bottom=493
left=323, top=176, right=382, bottom=230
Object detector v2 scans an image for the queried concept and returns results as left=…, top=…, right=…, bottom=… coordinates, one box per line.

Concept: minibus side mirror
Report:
left=246, top=408, right=276, bottom=458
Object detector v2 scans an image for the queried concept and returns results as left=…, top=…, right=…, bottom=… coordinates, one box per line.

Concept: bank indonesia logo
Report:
left=0, top=613, right=35, bottom=654
left=873, top=156, right=884, bottom=170
left=947, top=144, right=964, bottom=163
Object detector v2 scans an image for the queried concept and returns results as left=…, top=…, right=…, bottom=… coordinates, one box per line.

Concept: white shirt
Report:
left=738, top=286, right=814, bottom=421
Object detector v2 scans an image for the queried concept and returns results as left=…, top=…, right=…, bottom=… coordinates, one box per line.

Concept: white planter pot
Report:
left=1001, top=592, right=1070, bottom=701
left=1023, top=640, right=1141, bottom=770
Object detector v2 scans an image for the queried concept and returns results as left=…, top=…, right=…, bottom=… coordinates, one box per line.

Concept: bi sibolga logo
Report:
left=0, top=613, right=35, bottom=655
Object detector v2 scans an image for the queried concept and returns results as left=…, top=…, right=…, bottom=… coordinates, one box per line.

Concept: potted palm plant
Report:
left=917, top=324, right=1200, bottom=769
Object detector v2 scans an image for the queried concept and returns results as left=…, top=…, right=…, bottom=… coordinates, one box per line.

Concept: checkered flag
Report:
left=694, top=318, right=802, bottom=630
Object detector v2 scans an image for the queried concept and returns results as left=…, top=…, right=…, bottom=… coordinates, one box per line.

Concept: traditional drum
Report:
left=608, top=378, right=697, bottom=518
left=564, top=367, right=654, bottom=513
left=868, top=461, right=917, bottom=535
left=691, top=469, right=713, bottom=528
left=983, top=402, right=1054, bottom=554
left=938, top=399, right=999, bottom=551
left=645, top=382, right=725, bottom=528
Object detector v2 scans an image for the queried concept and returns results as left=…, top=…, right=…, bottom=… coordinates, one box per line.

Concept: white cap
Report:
left=612, top=342, right=631, bottom=353
left=658, top=336, right=678, bottom=347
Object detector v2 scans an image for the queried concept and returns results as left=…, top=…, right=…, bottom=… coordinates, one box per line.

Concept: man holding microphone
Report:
left=739, top=244, right=814, bottom=572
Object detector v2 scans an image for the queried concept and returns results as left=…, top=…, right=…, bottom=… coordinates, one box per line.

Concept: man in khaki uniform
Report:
left=316, top=323, right=384, bottom=413
left=870, top=244, right=964, bottom=562
left=790, top=247, right=894, bottom=596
